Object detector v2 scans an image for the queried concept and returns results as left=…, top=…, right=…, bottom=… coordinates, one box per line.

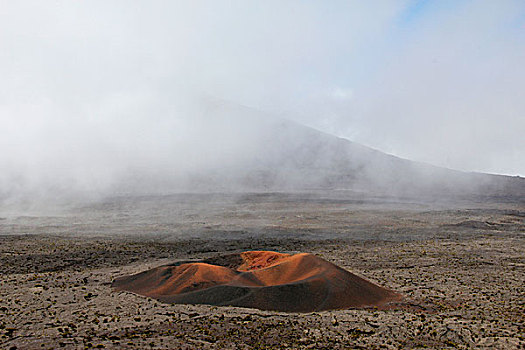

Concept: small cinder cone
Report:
left=112, top=251, right=401, bottom=312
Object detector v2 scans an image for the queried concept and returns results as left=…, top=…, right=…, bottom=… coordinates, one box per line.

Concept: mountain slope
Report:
left=1, top=98, right=523, bottom=202
left=171, top=101, right=524, bottom=199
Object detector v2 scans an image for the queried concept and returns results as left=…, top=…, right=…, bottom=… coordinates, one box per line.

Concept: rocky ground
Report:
left=0, top=193, right=524, bottom=349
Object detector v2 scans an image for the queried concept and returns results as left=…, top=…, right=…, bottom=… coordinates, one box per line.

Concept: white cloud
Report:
left=0, top=0, right=523, bottom=201
left=331, top=88, right=354, bottom=101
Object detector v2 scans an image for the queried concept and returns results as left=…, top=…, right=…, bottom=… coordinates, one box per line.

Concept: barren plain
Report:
left=1, top=192, right=524, bottom=349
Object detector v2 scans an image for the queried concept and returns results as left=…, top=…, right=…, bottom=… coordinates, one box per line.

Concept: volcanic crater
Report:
left=112, top=251, right=401, bottom=312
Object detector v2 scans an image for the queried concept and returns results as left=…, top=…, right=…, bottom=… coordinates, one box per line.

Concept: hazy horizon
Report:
left=1, top=1, right=524, bottom=202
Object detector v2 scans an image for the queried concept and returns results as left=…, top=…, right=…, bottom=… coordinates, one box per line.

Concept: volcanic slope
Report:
left=112, top=251, right=401, bottom=312
left=157, top=100, right=525, bottom=199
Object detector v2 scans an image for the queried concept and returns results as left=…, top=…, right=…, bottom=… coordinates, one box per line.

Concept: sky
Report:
left=1, top=0, right=524, bottom=198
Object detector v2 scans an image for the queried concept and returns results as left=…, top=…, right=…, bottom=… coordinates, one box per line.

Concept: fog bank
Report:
left=1, top=1, right=524, bottom=203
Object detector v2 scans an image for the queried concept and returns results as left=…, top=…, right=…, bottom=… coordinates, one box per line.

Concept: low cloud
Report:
left=0, top=1, right=523, bottom=203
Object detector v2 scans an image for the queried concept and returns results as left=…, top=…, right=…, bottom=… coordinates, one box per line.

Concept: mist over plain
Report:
left=1, top=1, right=524, bottom=205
